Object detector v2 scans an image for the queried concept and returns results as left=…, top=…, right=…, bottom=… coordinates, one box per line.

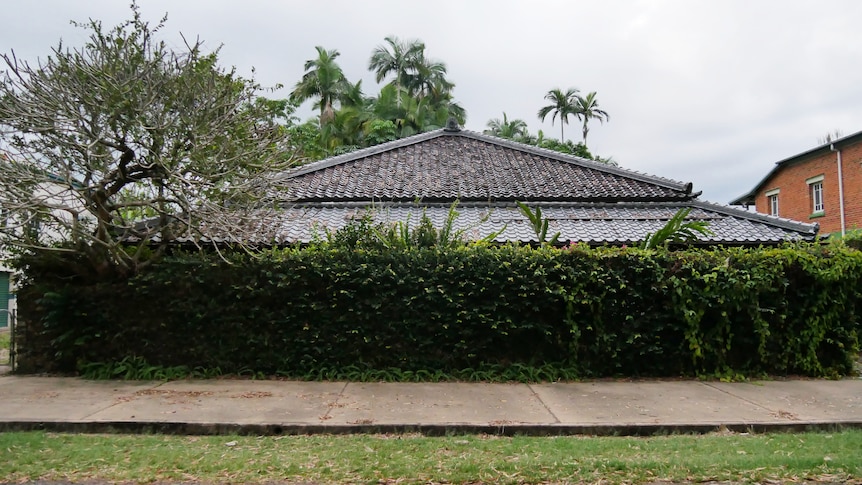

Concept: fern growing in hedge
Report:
left=322, top=202, right=503, bottom=250
left=516, top=201, right=560, bottom=245
left=640, top=208, right=714, bottom=249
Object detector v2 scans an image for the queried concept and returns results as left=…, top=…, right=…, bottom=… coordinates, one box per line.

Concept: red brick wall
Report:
left=753, top=141, right=862, bottom=235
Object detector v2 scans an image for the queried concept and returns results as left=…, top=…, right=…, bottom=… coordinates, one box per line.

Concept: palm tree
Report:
left=574, top=91, right=609, bottom=147
left=485, top=112, right=528, bottom=140
left=372, top=84, right=457, bottom=138
left=372, top=84, right=418, bottom=137
left=291, top=46, right=348, bottom=126
left=338, top=79, right=368, bottom=109
left=368, top=36, right=426, bottom=107
left=321, top=106, right=367, bottom=150
left=369, top=37, right=464, bottom=137
left=409, top=58, right=453, bottom=98
left=446, top=100, right=467, bottom=127
left=537, top=88, right=579, bottom=142
left=421, top=77, right=465, bottom=125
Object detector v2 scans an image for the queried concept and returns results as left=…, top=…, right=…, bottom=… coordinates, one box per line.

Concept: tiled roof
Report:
left=142, top=125, right=815, bottom=246
left=199, top=200, right=816, bottom=246
left=280, top=129, right=694, bottom=202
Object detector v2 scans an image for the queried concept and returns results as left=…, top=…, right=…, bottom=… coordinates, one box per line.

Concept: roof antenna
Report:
left=444, top=117, right=461, bottom=132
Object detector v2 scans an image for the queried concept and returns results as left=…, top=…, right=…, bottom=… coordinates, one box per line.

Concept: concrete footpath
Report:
left=0, top=373, right=861, bottom=436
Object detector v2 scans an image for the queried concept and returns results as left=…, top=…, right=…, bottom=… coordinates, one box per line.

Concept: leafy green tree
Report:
left=368, top=36, right=463, bottom=127
left=574, top=91, right=609, bottom=147
left=285, top=121, right=328, bottom=163
left=537, top=87, right=579, bottom=142
left=291, top=46, right=349, bottom=126
left=421, top=78, right=465, bottom=126
left=485, top=112, right=529, bottom=140
left=322, top=106, right=368, bottom=150
left=363, top=119, right=399, bottom=146
left=253, top=96, right=300, bottom=125
left=0, top=4, right=290, bottom=277
left=537, top=137, right=594, bottom=159
left=285, top=37, right=464, bottom=156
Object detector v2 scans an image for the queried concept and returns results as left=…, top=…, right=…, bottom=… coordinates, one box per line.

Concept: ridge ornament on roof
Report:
left=444, top=117, right=461, bottom=132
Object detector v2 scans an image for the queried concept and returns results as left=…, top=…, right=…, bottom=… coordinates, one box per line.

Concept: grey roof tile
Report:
left=280, top=130, right=693, bottom=203
left=205, top=201, right=816, bottom=246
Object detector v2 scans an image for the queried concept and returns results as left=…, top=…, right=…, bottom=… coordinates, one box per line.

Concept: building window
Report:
left=768, top=194, right=779, bottom=216
left=765, top=189, right=779, bottom=216
left=810, top=182, right=824, bottom=214
left=806, top=175, right=824, bottom=215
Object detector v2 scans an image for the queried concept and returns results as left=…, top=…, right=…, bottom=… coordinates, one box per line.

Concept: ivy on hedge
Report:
left=13, top=243, right=862, bottom=378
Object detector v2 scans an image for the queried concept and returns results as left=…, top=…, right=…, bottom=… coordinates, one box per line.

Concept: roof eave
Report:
left=729, top=191, right=756, bottom=206
left=690, top=199, right=819, bottom=236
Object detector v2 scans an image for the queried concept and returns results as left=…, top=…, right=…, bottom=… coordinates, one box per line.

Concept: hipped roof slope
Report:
left=279, top=128, right=695, bottom=203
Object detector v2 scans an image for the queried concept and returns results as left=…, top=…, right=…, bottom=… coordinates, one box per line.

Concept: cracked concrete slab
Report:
left=531, top=381, right=782, bottom=425
left=1, top=377, right=860, bottom=435
left=706, top=380, right=862, bottom=421
left=0, top=376, right=157, bottom=421
left=326, top=382, right=555, bottom=425
left=89, top=380, right=345, bottom=424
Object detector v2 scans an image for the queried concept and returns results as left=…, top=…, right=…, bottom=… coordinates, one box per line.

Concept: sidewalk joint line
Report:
left=320, top=381, right=350, bottom=422
left=701, top=382, right=776, bottom=413
left=527, top=383, right=560, bottom=424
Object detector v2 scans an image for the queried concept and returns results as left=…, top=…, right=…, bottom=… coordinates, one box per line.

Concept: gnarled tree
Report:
left=0, top=5, right=292, bottom=278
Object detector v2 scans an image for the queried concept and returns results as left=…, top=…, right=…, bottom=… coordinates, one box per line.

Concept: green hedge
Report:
left=14, top=243, right=862, bottom=378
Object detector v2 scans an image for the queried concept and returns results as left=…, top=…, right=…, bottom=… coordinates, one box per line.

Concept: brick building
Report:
left=731, top=130, right=862, bottom=236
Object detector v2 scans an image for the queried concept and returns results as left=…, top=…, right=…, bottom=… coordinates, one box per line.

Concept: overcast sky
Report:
left=3, top=0, right=861, bottom=204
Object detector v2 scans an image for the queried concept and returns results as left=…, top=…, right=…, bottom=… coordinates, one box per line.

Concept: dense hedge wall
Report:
left=14, top=243, right=862, bottom=378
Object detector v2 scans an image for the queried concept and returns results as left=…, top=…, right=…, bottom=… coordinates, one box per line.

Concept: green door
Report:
left=0, top=272, right=9, bottom=328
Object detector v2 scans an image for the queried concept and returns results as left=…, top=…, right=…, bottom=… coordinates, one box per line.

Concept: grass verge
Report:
left=1, top=431, right=860, bottom=484
left=0, top=331, right=9, bottom=365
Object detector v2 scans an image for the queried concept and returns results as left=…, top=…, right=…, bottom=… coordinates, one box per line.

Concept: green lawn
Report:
left=1, top=431, right=860, bottom=484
